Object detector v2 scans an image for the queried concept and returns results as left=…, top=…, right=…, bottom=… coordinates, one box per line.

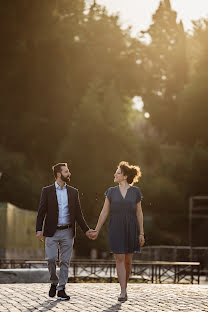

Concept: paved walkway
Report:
left=0, top=283, right=208, bottom=312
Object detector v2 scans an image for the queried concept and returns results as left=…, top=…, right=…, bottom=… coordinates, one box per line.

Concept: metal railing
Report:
left=0, top=259, right=200, bottom=284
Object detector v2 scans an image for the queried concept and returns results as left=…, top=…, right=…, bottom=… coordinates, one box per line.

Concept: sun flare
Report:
left=94, top=0, right=208, bottom=34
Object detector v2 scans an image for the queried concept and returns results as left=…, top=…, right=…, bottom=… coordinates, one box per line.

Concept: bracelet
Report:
left=139, top=234, right=144, bottom=236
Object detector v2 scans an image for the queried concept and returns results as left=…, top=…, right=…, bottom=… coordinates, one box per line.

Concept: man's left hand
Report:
left=86, top=229, right=97, bottom=240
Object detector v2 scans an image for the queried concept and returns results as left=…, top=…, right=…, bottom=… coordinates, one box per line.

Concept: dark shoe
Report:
left=49, top=284, right=57, bottom=298
left=57, top=289, right=70, bottom=301
left=118, top=291, right=127, bottom=302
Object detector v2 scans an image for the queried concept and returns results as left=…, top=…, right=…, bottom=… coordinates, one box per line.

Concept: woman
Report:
left=92, top=161, right=145, bottom=301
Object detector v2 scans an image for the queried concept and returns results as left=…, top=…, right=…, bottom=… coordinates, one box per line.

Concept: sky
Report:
left=94, top=0, right=208, bottom=35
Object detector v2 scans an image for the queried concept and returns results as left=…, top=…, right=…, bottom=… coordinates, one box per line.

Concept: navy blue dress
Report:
left=105, top=185, right=143, bottom=254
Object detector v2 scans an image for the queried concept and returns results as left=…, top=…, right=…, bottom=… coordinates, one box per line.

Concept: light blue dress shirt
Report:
left=55, top=182, right=70, bottom=226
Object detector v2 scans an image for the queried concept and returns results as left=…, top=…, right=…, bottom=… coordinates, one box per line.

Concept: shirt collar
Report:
left=55, top=181, right=67, bottom=190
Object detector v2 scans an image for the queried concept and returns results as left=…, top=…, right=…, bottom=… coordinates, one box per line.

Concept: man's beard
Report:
left=61, top=174, right=70, bottom=183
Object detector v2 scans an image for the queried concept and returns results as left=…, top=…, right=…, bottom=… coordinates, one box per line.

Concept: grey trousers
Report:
left=45, top=228, right=74, bottom=291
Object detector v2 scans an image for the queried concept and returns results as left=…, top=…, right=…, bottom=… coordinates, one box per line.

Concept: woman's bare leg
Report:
left=125, top=253, right=133, bottom=289
left=114, top=254, right=126, bottom=293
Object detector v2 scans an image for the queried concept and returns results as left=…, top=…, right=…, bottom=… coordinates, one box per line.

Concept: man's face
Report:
left=59, top=166, right=71, bottom=183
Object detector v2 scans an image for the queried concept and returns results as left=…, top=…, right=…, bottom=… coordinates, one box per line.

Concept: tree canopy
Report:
left=1, top=0, right=208, bottom=253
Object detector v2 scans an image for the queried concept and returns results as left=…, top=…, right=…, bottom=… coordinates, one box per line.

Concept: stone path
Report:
left=0, top=283, right=208, bottom=312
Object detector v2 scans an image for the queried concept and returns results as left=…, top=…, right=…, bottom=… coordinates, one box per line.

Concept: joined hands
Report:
left=85, top=229, right=99, bottom=240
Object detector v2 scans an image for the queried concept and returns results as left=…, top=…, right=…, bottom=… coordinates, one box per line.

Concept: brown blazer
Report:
left=36, top=184, right=89, bottom=237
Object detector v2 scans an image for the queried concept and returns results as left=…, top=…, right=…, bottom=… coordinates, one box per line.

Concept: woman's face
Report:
left=114, top=167, right=126, bottom=183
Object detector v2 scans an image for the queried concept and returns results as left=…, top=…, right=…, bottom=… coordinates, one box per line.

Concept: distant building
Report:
left=0, top=202, right=44, bottom=259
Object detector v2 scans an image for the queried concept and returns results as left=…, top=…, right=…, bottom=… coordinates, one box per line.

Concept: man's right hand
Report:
left=36, top=231, right=44, bottom=242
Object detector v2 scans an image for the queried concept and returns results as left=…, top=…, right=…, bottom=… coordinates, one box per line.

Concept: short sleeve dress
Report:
left=105, top=185, right=143, bottom=254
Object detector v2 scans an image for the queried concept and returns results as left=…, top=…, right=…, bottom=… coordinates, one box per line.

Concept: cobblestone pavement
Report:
left=0, top=283, right=208, bottom=312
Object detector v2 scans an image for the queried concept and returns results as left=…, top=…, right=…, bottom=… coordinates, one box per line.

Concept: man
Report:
left=36, top=163, right=94, bottom=300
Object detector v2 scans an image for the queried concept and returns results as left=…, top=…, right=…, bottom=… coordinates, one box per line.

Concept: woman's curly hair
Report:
left=118, top=161, right=141, bottom=185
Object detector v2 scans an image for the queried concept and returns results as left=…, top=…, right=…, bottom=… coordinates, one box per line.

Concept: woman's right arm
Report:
left=94, top=197, right=110, bottom=235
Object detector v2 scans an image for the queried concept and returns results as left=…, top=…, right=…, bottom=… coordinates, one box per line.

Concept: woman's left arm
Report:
left=136, top=202, right=145, bottom=247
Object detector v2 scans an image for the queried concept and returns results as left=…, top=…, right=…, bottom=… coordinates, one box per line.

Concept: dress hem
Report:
left=109, top=250, right=141, bottom=254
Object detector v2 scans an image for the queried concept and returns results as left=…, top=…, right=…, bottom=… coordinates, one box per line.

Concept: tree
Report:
left=59, top=79, right=137, bottom=191
left=0, top=1, right=145, bottom=210
left=178, top=20, right=208, bottom=145
left=0, top=0, right=87, bottom=167
left=141, top=0, right=187, bottom=141
left=58, top=79, right=140, bottom=254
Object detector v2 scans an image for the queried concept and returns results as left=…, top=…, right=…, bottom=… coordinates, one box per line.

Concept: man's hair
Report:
left=52, top=163, right=68, bottom=179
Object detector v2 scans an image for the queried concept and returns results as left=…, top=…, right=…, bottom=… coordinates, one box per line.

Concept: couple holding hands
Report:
left=36, top=161, right=144, bottom=301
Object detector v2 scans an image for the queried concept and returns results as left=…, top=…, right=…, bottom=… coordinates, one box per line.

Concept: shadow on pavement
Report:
left=24, top=299, right=60, bottom=312
left=102, top=302, right=122, bottom=312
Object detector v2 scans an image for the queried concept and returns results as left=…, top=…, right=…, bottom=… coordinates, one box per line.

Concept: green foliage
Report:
left=1, top=0, right=208, bottom=254
left=178, top=20, right=208, bottom=145
left=0, top=146, right=45, bottom=210
left=141, top=0, right=187, bottom=141
left=140, top=142, right=208, bottom=245
left=58, top=78, right=138, bottom=189
left=0, top=0, right=142, bottom=210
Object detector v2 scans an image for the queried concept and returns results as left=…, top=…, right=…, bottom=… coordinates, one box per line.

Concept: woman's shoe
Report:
left=118, top=291, right=127, bottom=301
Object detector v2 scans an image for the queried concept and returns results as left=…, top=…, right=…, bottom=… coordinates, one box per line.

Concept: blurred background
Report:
left=0, top=0, right=208, bottom=261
